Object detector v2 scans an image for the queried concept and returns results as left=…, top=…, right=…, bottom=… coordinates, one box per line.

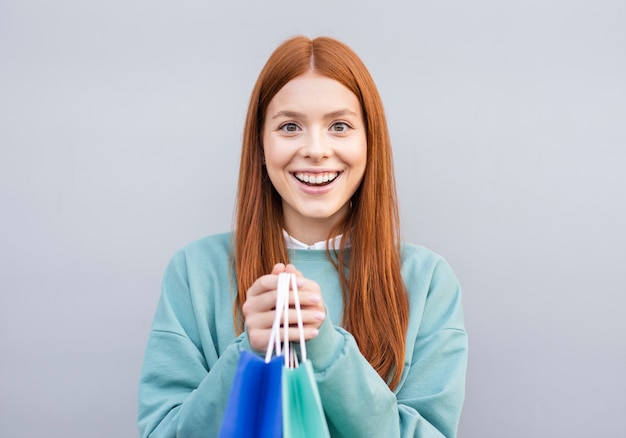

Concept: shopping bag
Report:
left=282, top=360, right=330, bottom=437
left=218, top=274, right=290, bottom=438
left=280, top=273, right=331, bottom=438
left=218, top=351, right=283, bottom=438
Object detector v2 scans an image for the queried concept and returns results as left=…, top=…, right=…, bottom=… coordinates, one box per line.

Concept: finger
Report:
left=246, top=273, right=280, bottom=298
left=271, top=263, right=286, bottom=275
left=283, top=308, right=325, bottom=327
left=242, top=290, right=278, bottom=319
left=248, top=327, right=274, bottom=352
left=281, top=325, right=320, bottom=342
left=288, top=279, right=323, bottom=306
left=244, top=309, right=277, bottom=331
left=284, top=264, right=304, bottom=278
left=284, top=294, right=323, bottom=314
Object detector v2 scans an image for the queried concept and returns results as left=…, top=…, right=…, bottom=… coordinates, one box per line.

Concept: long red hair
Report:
left=234, top=36, right=409, bottom=389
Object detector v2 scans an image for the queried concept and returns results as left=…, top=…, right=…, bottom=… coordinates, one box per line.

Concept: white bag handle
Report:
left=263, top=272, right=309, bottom=366
left=291, top=273, right=307, bottom=363
left=264, top=273, right=288, bottom=363
left=283, top=274, right=290, bottom=367
left=274, top=272, right=307, bottom=368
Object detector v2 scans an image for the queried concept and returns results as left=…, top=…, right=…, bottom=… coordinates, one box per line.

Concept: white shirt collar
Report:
left=283, top=230, right=347, bottom=251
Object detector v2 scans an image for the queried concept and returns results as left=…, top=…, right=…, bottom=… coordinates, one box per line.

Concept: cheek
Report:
left=263, top=145, right=291, bottom=186
left=263, top=136, right=294, bottom=168
left=264, top=148, right=289, bottom=169
left=337, top=139, right=367, bottom=167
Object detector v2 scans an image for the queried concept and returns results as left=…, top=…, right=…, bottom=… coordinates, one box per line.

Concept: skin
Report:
left=243, top=263, right=325, bottom=352
left=243, top=71, right=367, bottom=352
left=262, top=71, right=367, bottom=245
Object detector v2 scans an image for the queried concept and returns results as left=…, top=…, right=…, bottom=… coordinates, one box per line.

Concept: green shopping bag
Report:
left=279, top=273, right=331, bottom=438
left=282, top=360, right=330, bottom=437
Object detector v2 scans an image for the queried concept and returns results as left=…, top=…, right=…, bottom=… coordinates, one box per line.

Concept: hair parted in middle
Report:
left=234, top=35, right=409, bottom=390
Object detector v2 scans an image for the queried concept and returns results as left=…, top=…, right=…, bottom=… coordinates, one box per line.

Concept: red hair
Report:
left=234, top=36, right=409, bottom=389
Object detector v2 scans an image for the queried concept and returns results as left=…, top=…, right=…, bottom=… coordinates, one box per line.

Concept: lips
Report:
left=293, top=171, right=340, bottom=186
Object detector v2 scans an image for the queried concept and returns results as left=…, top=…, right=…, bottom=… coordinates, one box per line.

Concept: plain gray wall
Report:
left=1, top=0, right=625, bottom=436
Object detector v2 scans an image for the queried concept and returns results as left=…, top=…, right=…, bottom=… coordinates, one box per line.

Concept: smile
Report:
left=293, top=172, right=340, bottom=186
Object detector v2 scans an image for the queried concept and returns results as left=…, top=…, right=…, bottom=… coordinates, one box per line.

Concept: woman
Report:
left=138, top=36, right=467, bottom=437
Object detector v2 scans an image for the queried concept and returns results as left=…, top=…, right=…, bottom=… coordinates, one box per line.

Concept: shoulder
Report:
left=400, top=241, right=465, bottom=342
left=181, top=231, right=233, bottom=255
left=399, top=241, right=461, bottom=296
left=167, top=231, right=234, bottom=272
left=400, top=241, right=450, bottom=273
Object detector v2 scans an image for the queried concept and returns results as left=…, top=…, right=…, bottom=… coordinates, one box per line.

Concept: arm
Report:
left=137, top=251, right=242, bottom=438
left=305, top=258, right=468, bottom=437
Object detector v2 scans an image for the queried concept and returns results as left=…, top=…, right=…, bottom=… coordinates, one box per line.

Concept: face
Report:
left=262, top=71, right=367, bottom=244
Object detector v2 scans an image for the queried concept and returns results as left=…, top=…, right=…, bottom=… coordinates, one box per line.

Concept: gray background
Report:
left=1, top=0, right=624, bottom=436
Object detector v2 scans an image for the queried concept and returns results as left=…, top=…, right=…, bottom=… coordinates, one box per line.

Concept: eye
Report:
left=280, top=122, right=300, bottom=133
left=331, top=122, right=350, bottom=133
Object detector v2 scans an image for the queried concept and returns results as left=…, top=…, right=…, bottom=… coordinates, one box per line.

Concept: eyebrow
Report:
left=271, top=110, right=307, bottom=120
left=324, top=109, right=359, bottom=119
left=270, top=108, right=359, bottom=120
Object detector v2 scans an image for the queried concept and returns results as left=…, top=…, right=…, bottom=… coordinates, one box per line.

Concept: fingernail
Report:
left=296, top=278, right=305, bottom=287
left=315, top=312, right=325, bottom=321
left=309, top=329, right=319, bottom=337
left=310, top=295, right=320, bottom=303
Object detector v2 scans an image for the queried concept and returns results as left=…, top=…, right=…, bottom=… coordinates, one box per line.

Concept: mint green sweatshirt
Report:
left=138, top=232, right=467, bottom=437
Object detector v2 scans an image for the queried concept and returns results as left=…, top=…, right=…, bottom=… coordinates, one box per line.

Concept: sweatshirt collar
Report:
left=283, top=230, right=348, bottom=251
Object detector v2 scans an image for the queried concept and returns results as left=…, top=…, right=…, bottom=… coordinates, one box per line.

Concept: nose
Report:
left=301, top=130, right=331, bottom=162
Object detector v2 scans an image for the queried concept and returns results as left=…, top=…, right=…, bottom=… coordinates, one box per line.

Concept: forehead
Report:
left=266, top=72, right=362, bottom=116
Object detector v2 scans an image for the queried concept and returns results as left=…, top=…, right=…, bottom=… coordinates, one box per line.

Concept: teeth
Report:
left=295, top=172, right=339, bottom=185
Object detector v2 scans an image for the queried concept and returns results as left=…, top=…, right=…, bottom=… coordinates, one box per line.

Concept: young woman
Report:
left=138, top=36, right=467, bottom=437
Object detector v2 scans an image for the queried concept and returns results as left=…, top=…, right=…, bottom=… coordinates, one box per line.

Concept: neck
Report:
left=281, top=202, right=350, bottom=245
left=284, top=227, right=330, bottom=246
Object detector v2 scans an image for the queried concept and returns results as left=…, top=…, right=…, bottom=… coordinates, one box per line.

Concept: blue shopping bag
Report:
left=218, top=350, right=283, bottom=438
left=219, top=273, right=291, bottom=438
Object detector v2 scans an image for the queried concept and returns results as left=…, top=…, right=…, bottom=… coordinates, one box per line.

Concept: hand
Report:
left=243, top=263, right=326, bottom=353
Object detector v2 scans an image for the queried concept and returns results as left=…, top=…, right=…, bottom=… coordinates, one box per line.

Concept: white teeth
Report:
left=295, top=172, right=339, bottom=185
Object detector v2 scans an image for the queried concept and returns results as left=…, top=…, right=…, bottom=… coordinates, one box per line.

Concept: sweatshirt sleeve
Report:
left=137, top=250, right=242, bottom=438
left=303, top=257, right=468, bottom=438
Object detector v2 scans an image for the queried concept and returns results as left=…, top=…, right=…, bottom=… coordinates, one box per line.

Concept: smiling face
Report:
left=262, top=71, right=367, bottom=244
